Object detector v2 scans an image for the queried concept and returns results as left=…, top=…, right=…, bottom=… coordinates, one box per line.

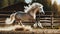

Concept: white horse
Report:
left=5, top=3, right=45, bottom=28
left=24, top=3, right=45, bottom=28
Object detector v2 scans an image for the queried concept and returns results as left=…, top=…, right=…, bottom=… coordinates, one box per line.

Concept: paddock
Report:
left=0, top=11, right=60, bottom=34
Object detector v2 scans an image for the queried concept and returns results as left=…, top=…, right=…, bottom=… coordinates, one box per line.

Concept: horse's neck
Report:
left=28, top=7, right=38, bottom=19
left=27, top=6, right=39, bottom=19
left=29, top=11, right=36, bottom=19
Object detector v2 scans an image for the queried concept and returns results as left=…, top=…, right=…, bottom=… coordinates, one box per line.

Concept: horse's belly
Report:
left=21, top=16, right=33, bottom=21
left=16, top=14, right=34, bottom=22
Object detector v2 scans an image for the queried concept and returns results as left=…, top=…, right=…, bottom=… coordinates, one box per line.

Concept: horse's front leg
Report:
left=38, top=21, right=43, bottom=28
left=33, top=21, right=43, bottom=28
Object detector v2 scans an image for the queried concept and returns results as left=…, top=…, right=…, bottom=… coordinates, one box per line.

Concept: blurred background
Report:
left=0, top=0, right=60, bottom=15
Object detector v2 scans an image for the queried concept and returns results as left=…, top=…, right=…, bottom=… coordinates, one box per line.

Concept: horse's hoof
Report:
left=33, top=24, right=37, bottom=28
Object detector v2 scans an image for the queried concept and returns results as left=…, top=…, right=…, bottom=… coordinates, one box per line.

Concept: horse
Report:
left=5, top=3, right=45, bottom=28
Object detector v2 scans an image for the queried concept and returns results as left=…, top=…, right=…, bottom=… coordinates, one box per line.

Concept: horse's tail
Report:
left=5, top=13, right=16, bottom=24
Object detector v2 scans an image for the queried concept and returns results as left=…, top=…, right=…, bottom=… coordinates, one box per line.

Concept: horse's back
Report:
left=16, top=11, right=27, bottom=16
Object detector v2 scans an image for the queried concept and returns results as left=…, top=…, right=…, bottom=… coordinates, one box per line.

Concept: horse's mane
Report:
left=24, top=3, right=43, bottom=13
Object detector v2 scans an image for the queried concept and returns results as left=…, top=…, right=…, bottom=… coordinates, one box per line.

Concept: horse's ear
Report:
left=41, top=4, right=43, bottom=7
left=40, top=4, right=43, bottom=8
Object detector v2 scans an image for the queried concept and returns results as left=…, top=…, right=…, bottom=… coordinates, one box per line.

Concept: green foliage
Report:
left=42, top=0, right=52, bottom=11
left=0, top=0, right=24, bottom=9
left=52, top=1, right=58, bottom=11
left=52, top=1, right=58, bottom=15
left=0, top=0, right=3, bottom=8
left=33, top=0, right=52, bottom=11
left=2, top=0, right=8, bottom=8
left=8, top=0, right=15, bottom=5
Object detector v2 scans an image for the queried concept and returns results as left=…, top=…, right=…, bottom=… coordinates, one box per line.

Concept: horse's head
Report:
left=32, top=3, right=45, bottom=14
left=24, top=3, right=45, bottom=14
left=38, top=4, right=45, bottom=14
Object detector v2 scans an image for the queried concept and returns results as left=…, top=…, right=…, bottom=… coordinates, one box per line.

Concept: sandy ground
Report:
left=0, top=25, right=33, bottom=31
left=0, top=25, right=60, bottom=34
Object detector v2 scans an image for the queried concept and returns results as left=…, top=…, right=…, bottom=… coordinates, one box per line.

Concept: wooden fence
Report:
left=36, top=11, right=60, bottom=29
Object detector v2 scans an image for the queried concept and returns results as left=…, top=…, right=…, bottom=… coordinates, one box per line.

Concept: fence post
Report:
left=51, top=12, right=54, bottom=29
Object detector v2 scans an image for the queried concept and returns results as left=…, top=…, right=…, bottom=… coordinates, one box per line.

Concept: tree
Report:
left=33, top=0, right=52, bottom=11
left=57, top=5, right=60, bottom=15
left=47, top=0, right=52, bottom=11
left=2, top=0, right=8, bottom=8
left=0, top=0, right=3, bottom=8
left=42, top=0, right=52, bottom=11
left=52, top=1, right=58, bottom=15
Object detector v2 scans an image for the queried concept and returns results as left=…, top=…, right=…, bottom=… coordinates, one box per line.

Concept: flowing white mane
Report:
left=24, top=3, right=43, bottom=13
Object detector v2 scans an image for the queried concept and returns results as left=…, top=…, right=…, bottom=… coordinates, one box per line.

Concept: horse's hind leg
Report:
left=33, top=22, right=38, bottom=28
